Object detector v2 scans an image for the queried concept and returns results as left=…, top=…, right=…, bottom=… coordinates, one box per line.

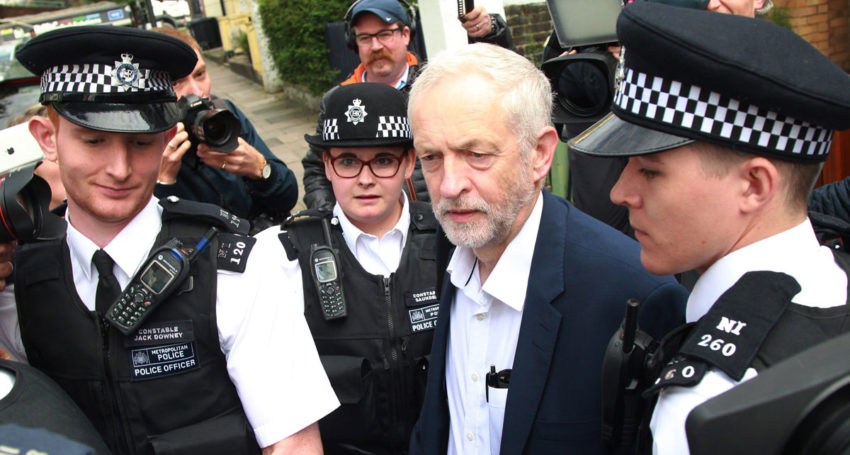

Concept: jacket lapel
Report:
left=500, top=192, right=567, bottom=454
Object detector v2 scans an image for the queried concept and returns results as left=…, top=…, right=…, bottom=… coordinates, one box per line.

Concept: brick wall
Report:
left=775, top=0, right=850, bottom=71
left=504, top=3, right=554, bottom=65
left=504, top=1, right=850, bottom=71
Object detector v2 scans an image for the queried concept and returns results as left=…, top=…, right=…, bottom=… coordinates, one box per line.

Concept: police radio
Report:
left=105, top=228, right=218, bottom=335
left=601, top=298, right=657, bottom=449
left=310, top=217, right=347, bottom=320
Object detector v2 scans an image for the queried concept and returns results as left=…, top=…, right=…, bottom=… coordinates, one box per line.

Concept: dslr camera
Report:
left=0, top=123, right=65, bottom=244
left=177, top=94, right=242, bottom=153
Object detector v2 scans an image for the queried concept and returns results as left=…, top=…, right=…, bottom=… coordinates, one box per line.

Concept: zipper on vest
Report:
left=384, top=276, right=396, bottom=362
left=97, top=313, right=132, bottom=453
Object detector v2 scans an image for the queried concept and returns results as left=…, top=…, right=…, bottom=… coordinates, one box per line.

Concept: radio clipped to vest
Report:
left=105, top=227, right=219, bottom=335
left=310, top=217, right=347, bottom=320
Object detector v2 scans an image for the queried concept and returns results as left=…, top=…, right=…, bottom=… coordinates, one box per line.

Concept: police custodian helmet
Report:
left=15, top=25, right=197, bottom=134
left=570, top=2, right=850, bottom=163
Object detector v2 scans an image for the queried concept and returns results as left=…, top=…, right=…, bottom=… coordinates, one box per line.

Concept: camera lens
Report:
left=203, top=112, right=233, bottom=146
left=558, top=61, right=610, bottom=115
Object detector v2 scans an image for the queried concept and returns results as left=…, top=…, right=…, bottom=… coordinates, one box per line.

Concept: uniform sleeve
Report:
left=224, top=99, right=300, bottom=218
left=215, top=228, right=339, bottom=447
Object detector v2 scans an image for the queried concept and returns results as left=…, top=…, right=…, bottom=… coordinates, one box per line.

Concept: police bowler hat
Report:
left=16, top=26, right=197, bottom=134
left=570, top=3, right=850, bottom=162
left=305, top=83, right=412, bottom=149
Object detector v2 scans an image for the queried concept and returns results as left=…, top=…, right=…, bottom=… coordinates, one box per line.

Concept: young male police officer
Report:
left=10, top=26, right=338, bottom=454
left=254, top=82, right=438, bottom=454
left=570, top=3, right=850, bottom=453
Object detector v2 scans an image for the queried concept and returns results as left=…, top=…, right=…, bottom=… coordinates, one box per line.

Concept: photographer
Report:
left=152, top=28, right=298, bottom=229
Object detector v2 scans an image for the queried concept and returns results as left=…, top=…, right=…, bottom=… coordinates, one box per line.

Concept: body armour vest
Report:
left=15, top=198, right=260, bottom=455
left=281, top=201, right=439, bottom=454
left=640, top=251, right=850, bottom=453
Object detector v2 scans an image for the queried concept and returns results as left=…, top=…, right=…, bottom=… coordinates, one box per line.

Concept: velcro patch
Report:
left=124, top=320, right=194, bottom=347
left=216, top=233, right=256, bottom=273
left=405, top=287, right=438, bottom=307
left=129, top=342, right=200, bottom=381
left=409, top=303, right=439, bottom=333
left=644, top=356, right=708, bottom=395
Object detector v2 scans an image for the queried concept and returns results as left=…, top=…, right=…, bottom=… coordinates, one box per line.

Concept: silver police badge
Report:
left=112, top=53, right=141, bottom=89
left=345, top=98, right=367, bottom=125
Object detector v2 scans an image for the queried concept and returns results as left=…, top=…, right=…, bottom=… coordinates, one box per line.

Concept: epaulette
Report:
left=645, top=272, right=800, bottom=394
left=159, top=196, right=250, bottom=236
left=278, top=208, right=336, bottom=261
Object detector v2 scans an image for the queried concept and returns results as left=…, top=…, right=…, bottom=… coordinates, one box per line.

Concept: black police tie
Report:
left=92, top=249, right=121, bottom=314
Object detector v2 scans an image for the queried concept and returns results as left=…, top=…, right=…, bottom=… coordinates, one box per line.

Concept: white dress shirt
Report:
left=334, top=196, right=409, bottom=277
left=651, top=218, right=847, bottom=455
left=446, top=192, right=543, bottom=455
left=16, top=197, right=339, bottom=448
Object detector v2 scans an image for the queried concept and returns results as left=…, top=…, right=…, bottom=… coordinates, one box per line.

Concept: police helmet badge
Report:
left=345, top=98, right=367, bottom=125
left=112, top=53, right=141, bottom=89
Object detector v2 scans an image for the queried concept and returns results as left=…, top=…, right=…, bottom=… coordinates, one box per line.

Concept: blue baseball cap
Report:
left=350, top=0, right=408, bottom=26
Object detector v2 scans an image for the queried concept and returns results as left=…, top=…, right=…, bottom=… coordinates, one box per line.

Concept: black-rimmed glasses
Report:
left=354, top=27, right=402, bottom=46
left=329, top=153, right=406, bottom=178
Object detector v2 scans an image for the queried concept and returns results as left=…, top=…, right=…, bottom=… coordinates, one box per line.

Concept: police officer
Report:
left=9, top=26, right=338, bottom=454
left=257, top=82, right=438, bottom=454
left=570, top=3, right=850, bottom=453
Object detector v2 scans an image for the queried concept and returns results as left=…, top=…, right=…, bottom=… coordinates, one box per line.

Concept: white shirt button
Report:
left=466, top=432, right=474, bottom=441
left=472, top=373, right=479, bottom=382
left=476, top=313, right=486, bottom=321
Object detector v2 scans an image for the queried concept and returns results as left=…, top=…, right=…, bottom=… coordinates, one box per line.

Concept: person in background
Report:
left=152, top=27, right=298, bottom=231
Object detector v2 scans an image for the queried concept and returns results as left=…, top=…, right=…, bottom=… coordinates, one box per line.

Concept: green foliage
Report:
left=768, top=5, right=792, bottom=30
left=235, top=29, right=250, bottom=54
left=258, top=0, right=351, bottom=95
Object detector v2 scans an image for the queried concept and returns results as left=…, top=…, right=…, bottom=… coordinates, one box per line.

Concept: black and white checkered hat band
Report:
left=615, top=67, right=832, bottom=158
left=40, top=64, right=172, bottom=96
left=376, top=116, right=411, bottom=139
left=323, top=119, right=339, bottom=141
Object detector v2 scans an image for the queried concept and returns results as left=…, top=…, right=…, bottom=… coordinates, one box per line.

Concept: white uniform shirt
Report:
left=17, top=197, right=339, bottom=448
left=334, top=197, right=409, bottom=276
left=651, top=218, right=847, bottom=455
left=446, top=192, right=543, bottom=455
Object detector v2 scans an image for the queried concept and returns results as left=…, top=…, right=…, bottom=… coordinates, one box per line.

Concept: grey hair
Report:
left=407, top=43, right=553, bottom=156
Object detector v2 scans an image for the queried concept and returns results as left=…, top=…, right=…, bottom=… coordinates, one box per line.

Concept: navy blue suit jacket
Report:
left=409, top=191, right=687, bottom=454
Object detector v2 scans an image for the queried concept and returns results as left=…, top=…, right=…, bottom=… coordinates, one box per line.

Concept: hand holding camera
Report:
left=159, top=95, right=266, bottom=183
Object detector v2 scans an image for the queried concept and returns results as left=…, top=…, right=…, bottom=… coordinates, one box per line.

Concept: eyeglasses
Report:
left=329, top=153, right=405, bottom=178
left=354, top=27, right=402, bottom=46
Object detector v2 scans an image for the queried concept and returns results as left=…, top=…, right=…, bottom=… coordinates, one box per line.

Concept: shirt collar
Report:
left=687, top=218, right=841, bottom=322
left=362, top=63, right=410, bottom=90
left=333, top=194, right=410, bottom=249
left=67, top=197, right=162, bottom=282
left=447, top=192, right=544, bottom=312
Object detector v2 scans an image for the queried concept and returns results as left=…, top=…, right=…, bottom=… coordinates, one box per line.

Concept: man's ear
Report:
left=754, top=0, right=766, bottom=10
left=28, top=115, right=57, bottom=162
left=530, top=126, right=558, bottom=185
left=738, top=156, right=779, bottom=214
